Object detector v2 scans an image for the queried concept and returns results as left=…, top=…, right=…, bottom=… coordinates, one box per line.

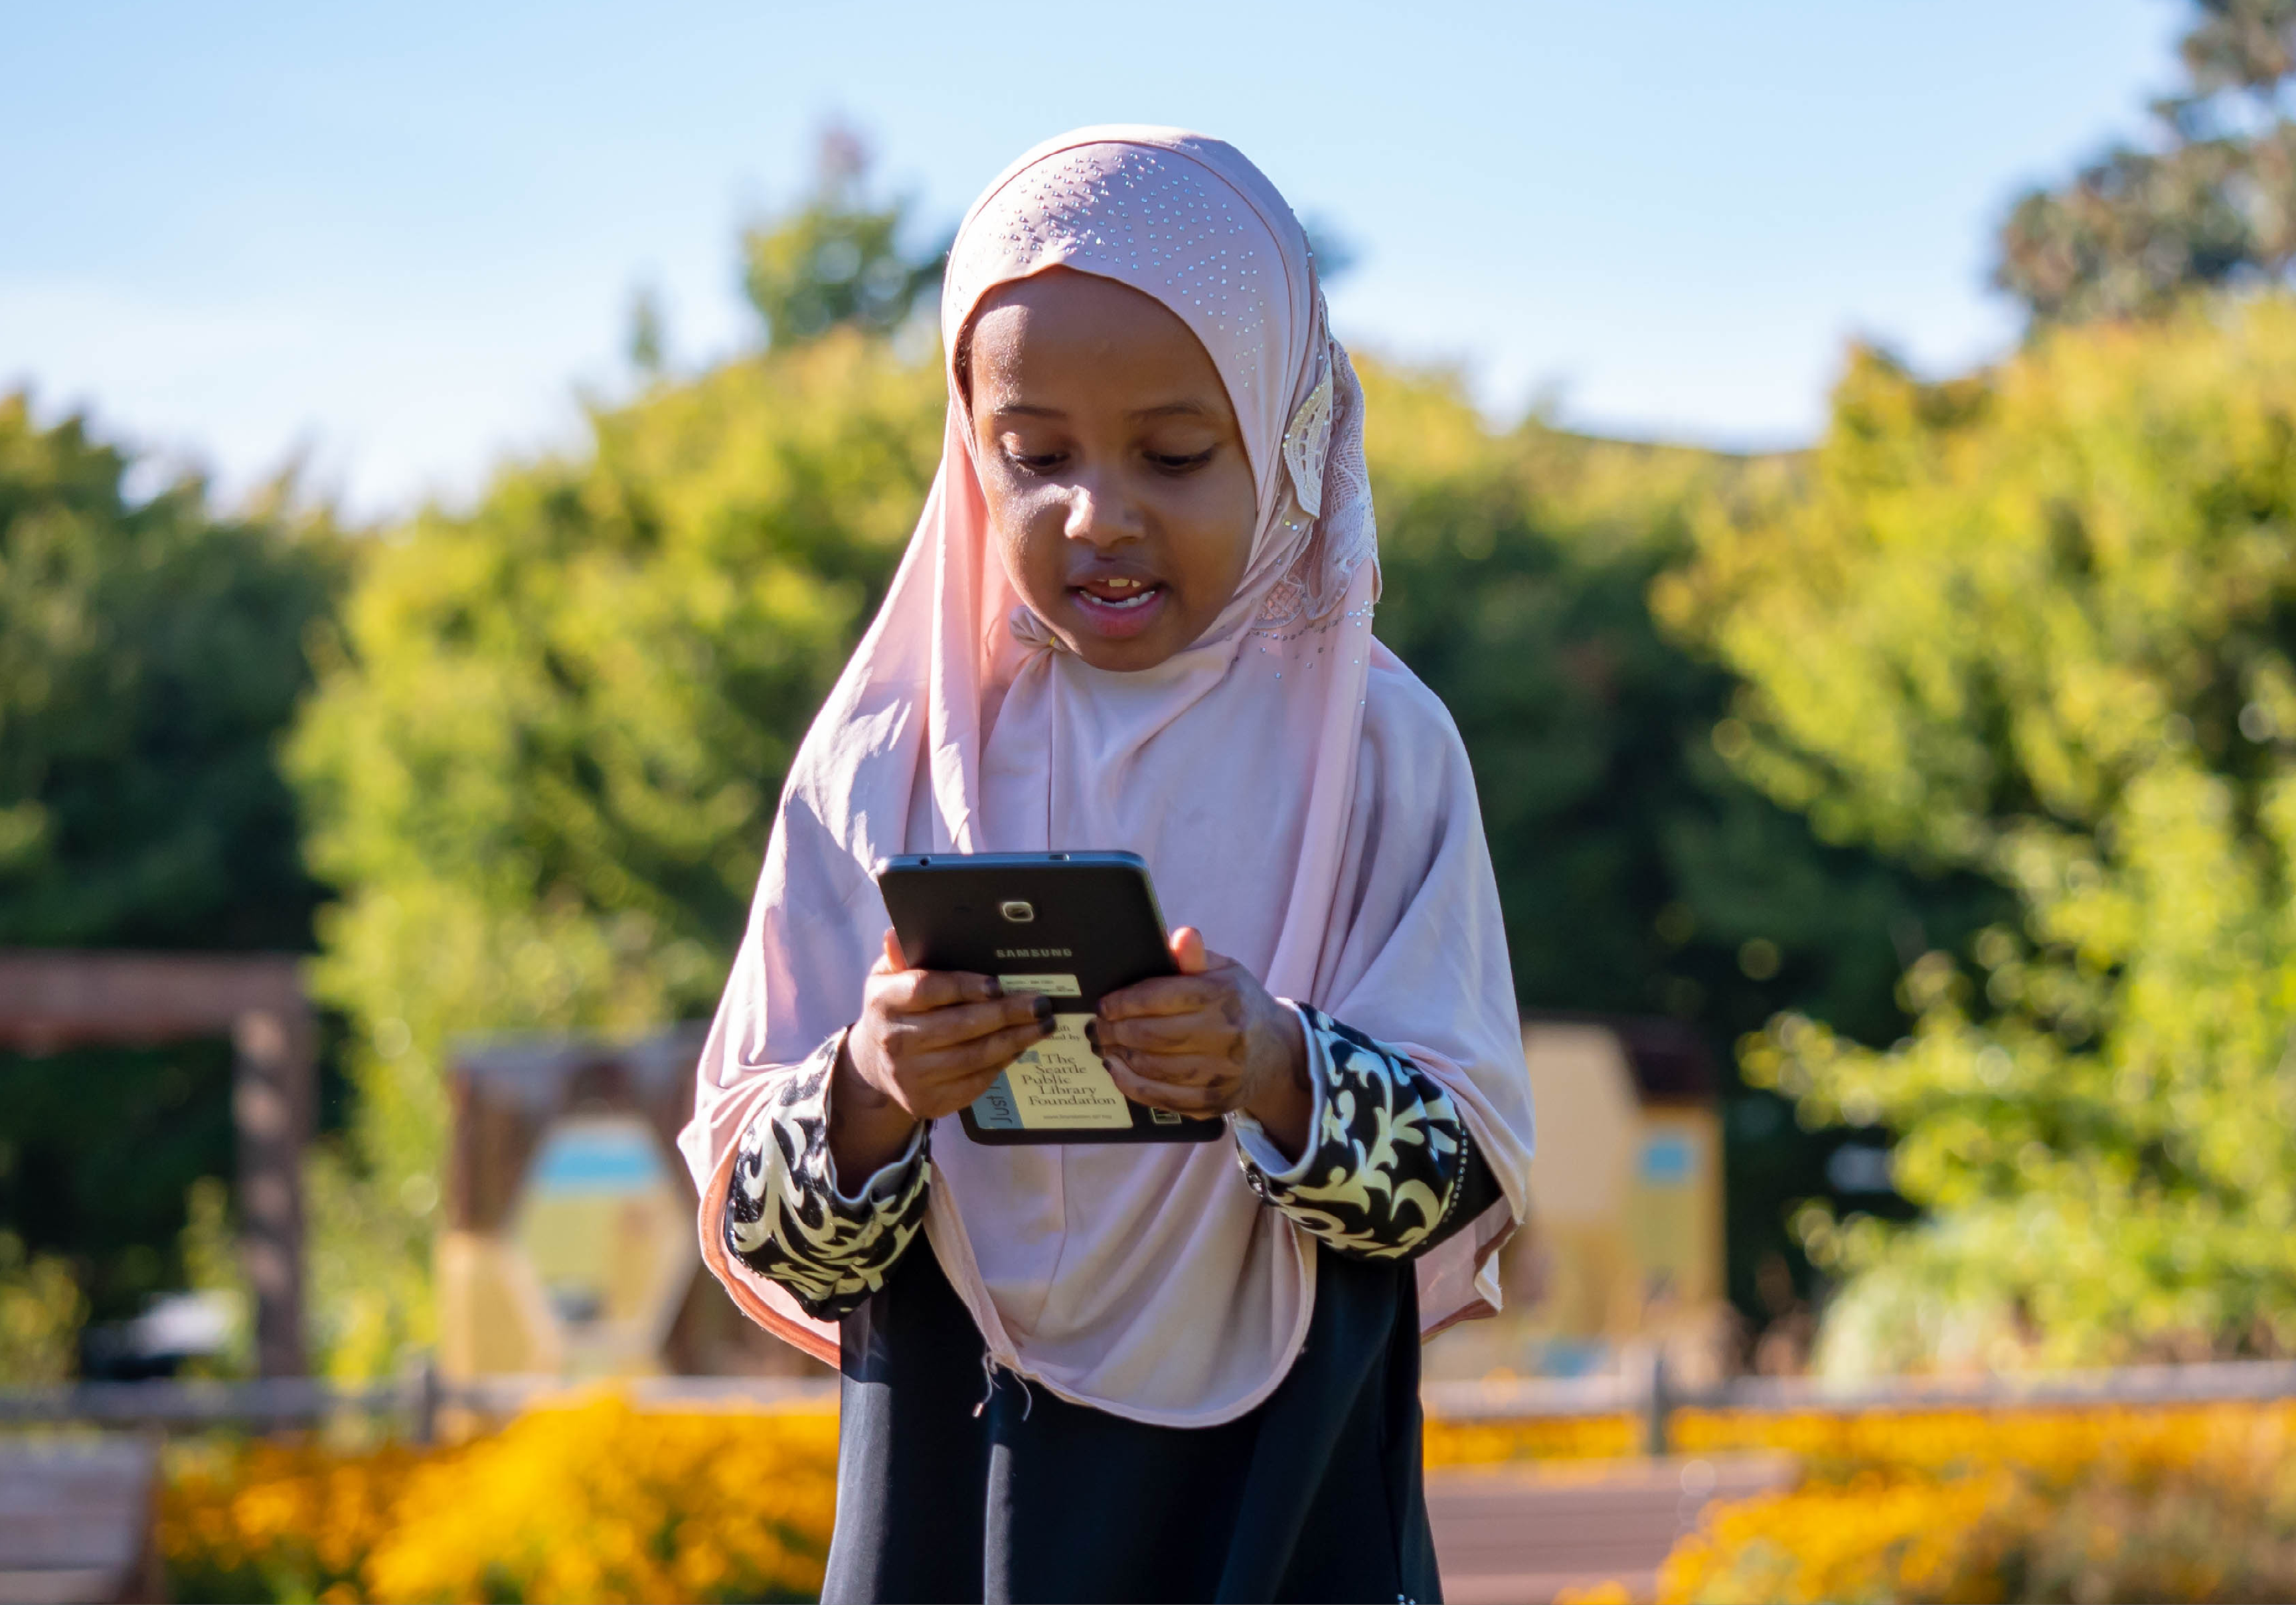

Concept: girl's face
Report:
left=967, top=269, right=1258, bottom=673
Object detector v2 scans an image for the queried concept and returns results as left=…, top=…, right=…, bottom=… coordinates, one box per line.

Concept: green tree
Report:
left=741, top=126, right=946, bottom=349
left=1998, top=0, right=2296, bottom=323
left=287, top=328, right=945, bottom=1373
left=0, top=393, right=342, bottom=1338
left=1363, top=367, right=1998, bottom=1321
left=1659, top=300, right=2296, bottom=1369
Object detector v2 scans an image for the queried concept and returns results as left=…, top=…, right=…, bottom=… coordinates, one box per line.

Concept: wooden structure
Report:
left=0, top=1437, right=164, bottom=1605
left=0, top=950, right=313, bottom=1377
left=440, top=1027, right=811, bottom=1383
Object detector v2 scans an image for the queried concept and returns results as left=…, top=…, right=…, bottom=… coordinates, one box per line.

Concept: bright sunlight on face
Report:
left=966, top=268, right=1259, bottom=673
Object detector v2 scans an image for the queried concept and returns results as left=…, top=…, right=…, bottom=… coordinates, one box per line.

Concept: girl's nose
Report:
left=1062, top=477, right=1141, bottom=549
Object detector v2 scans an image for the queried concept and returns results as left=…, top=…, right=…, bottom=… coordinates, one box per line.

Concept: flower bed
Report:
left=159, top=1392, right=2296, bottom=1603
left=1657, top=1401, right=2296, bottom=1604
left=160, top=1395, right=838, bottom=1604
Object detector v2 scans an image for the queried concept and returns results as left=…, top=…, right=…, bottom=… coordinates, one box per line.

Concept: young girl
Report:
left=681, top=127, right=1535, bottom=1604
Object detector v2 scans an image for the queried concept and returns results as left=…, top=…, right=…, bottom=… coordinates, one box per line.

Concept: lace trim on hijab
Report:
left=1250, top=339, right=1378, bottom=636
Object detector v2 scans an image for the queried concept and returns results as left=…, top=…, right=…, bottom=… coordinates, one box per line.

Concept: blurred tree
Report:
left=0, top=1229, right=84, bottom=1385
left=1998, top=0, right=2296, bottom=322
left=0, top=396, right=337, bottom=950
left=1362, top=367, right=1999, bottom=1322
left=1659, top=300, right=2296, bottom=1369
left=626, top=284, right=667, bottom=379
left=287, top=327, right=945, bottom=1373
left=741, top=124, right=947, bottom=349
left=0, top=393, right=343, bottom=1337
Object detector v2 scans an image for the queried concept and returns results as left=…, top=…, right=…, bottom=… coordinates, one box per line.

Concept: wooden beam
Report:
left=0, top=951, right=314, bottom=1378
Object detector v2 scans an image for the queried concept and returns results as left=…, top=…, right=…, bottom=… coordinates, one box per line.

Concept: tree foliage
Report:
left=740, top=127, right=945, bottom=349
left=0, top=394, right=342, bottom=1337
left=1998, top=0, right=2296, bottom=323
left=1363, top=371, right=1997, bottom=1316
left=1660, top=299, right=2296, bottom=1368
left=0, top=395, right=337, bottom=949
left=287, top=329, right=945, bottom=1369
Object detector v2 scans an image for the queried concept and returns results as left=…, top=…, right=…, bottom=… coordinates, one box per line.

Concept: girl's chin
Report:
left=1066, top=586, right=1170, bottom=641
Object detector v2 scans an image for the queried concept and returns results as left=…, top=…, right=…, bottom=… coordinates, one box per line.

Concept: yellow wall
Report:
left=1513, top=1023, right=1724, bottom=1348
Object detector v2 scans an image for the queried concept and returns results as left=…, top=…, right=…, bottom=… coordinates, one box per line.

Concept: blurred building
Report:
left=1425, top=1017, right=1729, bottom=1383
left=437, top=1027, right=820, bottom=1383
left=439, top=1017, right=1728, bottom=1386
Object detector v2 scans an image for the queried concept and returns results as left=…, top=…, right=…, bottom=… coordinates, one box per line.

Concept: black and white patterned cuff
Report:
left=724, top=1031, right=931, bottom=1321
left=1232, top=1003, right=1474, bottom=1262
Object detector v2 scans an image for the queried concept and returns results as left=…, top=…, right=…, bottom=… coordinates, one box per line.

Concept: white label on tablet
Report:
left=998, top=972, right=1082, bottom=997
left=1002, top=1014, right=1130, bottom=1129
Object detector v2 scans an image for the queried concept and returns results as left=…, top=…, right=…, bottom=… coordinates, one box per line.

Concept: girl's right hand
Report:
left=829, top=930, right=1054, bottom=1175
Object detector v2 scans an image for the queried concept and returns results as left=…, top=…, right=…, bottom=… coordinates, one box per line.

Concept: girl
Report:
left=681, top=127, right=1535, bottom=1604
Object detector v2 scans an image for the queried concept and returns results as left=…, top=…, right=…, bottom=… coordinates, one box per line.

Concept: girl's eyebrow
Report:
left=989, top=400, right=1218, bottom=422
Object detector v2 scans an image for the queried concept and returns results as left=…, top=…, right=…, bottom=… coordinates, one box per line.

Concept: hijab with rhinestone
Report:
left=681, top=127, right=1534, bottom=1426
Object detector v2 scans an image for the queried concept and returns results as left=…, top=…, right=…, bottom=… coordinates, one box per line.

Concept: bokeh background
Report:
left=14, top=2, right=2296, bottom=1600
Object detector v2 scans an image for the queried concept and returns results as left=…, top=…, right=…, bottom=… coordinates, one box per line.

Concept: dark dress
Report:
left=826, top=1242, right=1439, bottom=1605
left=725, top=1006, right=1501, bottom=1605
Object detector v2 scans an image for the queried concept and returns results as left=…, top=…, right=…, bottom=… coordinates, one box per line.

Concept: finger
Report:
left=1171, top=926, right=1209, bottom=975
left=918, top=1057, right=1023, bottom=1121
left=898, top=992, right=1052, bottom=1052
left=880, top=928, right=906, bottom=973
left=909, top=1019, right=1056, bottom=1085
left=1092, top=1024, right=1231, bottom=1086
left=1105, top=1053, right=1230, bottom=1118
left=876, top=967, right=1005, bottom=1014
left=1098, top=1010, right=1230, bottom=1056
left=1098, top=972, right=1230, bottom=1021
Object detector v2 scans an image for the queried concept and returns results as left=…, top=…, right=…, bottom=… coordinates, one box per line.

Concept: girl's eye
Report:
left=1149, top=446, right=1217, bottom=475
left=1002, top=446, right=1067, bottom=475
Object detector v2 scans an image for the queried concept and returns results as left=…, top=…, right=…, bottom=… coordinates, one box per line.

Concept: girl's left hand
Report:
left=1092, top=928, right=1313, bottom=1157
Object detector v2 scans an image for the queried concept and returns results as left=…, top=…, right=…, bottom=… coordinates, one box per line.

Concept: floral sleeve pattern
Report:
left=723, top=1033, right=932, bottom=1321
left=1232, top=1005, right=1483, bottom=1261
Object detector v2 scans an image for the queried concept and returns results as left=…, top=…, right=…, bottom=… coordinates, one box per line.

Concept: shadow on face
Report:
left=964, top=268, right=1260, bottom=672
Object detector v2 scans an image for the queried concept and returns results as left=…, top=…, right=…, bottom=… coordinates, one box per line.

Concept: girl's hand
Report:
left=1092, top=928, right=1313, bottom=1159
left=831, top=930, right=1054, bottom=1175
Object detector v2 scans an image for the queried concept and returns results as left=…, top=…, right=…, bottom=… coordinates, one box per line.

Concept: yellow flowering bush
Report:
left=161, top=1436, right=434, bottom=1604
left=159, top=1396, right=838, bottom=1604
left=1422, top=1411, right=1639, bottom=1466
left=366, top=1397, right=837, bottom=1604
left=1658, top=1402, right=2296, bottom=1604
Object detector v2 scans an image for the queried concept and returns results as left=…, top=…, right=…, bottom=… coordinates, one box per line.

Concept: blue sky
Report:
left=5, top=1, right=2178, bottom=519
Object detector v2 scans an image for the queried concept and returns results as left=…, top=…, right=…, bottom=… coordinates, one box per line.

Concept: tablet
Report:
left=873, top=851, right=1220, bottom=1145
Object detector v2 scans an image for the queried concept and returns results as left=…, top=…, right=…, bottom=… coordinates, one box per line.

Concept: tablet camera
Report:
left=999, top=900, right=1036, bottom=924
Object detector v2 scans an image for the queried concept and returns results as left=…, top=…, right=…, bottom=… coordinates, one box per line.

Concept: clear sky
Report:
left=5, top=0, right=2178, bottom=519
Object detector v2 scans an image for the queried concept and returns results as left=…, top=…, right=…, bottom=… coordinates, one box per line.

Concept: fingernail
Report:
left=1040, top=1015, right=1056, bottom=1037
left=1032, top=995, right=1054, bottom=1024
left=1084, top=1020, right=1100, bottom=1049
left=985, top=978, right=1006, bottom=999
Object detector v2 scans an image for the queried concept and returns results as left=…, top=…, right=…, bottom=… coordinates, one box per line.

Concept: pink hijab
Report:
left=681, top=127, right=1534, bottom=1426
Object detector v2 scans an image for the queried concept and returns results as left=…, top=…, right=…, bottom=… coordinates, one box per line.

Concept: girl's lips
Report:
left=1068, top=582, right=1167, bottom=639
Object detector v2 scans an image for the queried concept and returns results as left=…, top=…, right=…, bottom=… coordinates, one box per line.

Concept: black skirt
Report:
left=823, top=1240, right=1441, bottom=1605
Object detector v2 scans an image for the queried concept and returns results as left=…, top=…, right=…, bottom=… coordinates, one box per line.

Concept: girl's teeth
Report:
left=1100, top=589, right=1153, bottom=610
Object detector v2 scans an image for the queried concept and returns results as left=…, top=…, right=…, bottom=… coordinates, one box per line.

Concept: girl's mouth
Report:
left=1068, top=576, right=1167, bottom=639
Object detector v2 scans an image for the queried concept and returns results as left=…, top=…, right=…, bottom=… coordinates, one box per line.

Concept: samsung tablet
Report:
left=873, top=851, right=1220, bottom=1145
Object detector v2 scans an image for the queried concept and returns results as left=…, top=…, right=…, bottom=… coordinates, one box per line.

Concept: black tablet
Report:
left=873, top=851, right=1220, bottom=1145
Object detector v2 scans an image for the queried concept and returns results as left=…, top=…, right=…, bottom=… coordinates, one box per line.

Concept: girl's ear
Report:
left=953, top=319, right=977, bottom=409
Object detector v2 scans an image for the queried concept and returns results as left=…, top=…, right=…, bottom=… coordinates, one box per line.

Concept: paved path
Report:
left=0, top=1439, right=159, bottom=1605
left=1427, top=1454, right=1796, bottom=1604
